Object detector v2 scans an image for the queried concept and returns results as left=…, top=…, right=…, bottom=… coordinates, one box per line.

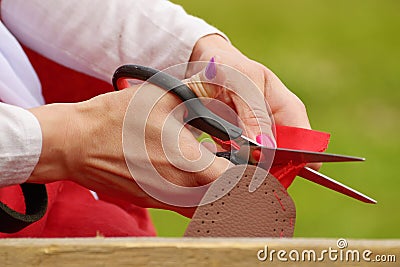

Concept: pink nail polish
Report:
left=256, top=134, right=276, bottom=148
left=205, top=56, right=216, bottom=80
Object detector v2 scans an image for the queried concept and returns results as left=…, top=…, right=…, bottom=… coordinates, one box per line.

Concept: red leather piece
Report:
left=272, top=125, right=330, bottom=188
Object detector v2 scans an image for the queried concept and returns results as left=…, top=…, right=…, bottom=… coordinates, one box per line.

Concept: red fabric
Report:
left=0, top=182, right=155, bottom=237
left=0, top=48, right=329, bottom=237
left=23, top=47, right=113, bottom=103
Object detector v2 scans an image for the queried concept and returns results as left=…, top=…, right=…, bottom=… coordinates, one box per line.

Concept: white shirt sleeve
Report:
left=0, top=103, right=42, bottom=187
left=1, top=0, right=228, bottom=81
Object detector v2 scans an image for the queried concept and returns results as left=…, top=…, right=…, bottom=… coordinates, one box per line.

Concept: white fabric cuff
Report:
left=0, top=103, right=42, bottom=187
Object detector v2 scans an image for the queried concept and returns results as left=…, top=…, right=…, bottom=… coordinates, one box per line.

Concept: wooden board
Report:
left=0, top=238, right=398, bottom=266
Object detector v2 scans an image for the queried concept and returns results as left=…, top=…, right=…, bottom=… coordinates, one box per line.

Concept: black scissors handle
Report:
left=112, top=64, right=242, bottom=141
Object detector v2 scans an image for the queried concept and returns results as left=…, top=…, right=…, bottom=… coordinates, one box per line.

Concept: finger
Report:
left=183, top=57, right=224, bottom=99
left=261, top=69, right=321, bottom=170
left=186, top=58, right=275, bottom=142
left=214, top=60, right=274, bottom=141
left=230, top=92, right=274, bottom=141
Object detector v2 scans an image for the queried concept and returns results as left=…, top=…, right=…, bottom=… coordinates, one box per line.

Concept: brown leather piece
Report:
left=184, top=165, right=296, bottom=237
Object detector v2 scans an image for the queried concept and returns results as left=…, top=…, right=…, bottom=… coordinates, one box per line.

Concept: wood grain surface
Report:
left=0, top=238, right=398, bottom=266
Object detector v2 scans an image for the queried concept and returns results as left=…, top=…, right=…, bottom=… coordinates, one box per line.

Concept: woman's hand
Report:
left=28, top=84, right=230, bottom=217
left=189, top=34, right=320, bottom=169
left=189, top=34, right=311, bottom=133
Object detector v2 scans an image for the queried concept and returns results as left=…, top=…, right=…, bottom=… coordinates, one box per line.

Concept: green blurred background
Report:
left=149, top=0, right=400, bottom=238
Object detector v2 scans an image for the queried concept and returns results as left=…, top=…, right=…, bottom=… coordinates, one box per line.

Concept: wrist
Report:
left=28, top=103, right=80, bottom=183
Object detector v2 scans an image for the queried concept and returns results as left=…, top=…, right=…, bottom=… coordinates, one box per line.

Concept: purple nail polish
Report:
left=205, top=56, right=216, bottom=80
left=256, top=134, right=276, bottom=148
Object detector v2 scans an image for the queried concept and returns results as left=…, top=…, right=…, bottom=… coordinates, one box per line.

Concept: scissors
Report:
left=112, top=64, right=376, bottom=204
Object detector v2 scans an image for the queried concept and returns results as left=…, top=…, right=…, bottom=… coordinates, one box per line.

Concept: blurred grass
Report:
left=149, top=0, right=400, bottom=238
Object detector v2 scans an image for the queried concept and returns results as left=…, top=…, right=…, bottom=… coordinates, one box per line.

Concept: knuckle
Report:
left=294, top=95, right=307, bottom=112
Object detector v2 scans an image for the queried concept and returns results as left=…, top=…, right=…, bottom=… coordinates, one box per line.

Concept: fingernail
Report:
left=205, top=56, right=216, bottom=80
left=256, top=134, right=276, bottom=148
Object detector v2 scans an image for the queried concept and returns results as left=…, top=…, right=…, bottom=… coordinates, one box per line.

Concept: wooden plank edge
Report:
left=0, top=238, right=398, bottom=267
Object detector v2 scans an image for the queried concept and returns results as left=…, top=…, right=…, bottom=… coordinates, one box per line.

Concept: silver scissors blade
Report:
left=298, top=167, right=377, bottom=204
left=271, top=147, right=365, bottom=165
left=235, top=135, right=365, bottom=165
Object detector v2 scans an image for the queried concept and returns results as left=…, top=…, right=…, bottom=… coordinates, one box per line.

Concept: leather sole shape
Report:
left=184, top=165, right=296, bottom=237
